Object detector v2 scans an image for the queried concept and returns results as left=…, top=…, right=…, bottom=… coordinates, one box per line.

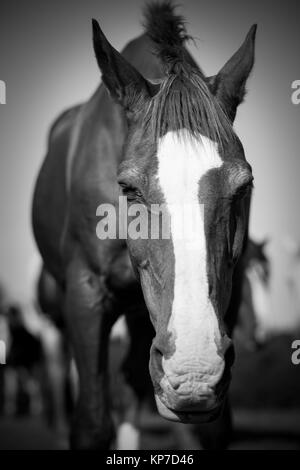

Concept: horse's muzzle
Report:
left=153, top=374, right=228, bottom=423
left=150, top=343, right=234, bottom=423
left=154, top=393, right=223, bottom=423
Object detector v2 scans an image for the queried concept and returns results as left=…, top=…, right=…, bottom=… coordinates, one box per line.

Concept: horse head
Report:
left=92, top=4, right=256, bottom=423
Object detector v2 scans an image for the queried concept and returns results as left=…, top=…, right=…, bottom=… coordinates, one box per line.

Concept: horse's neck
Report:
left=66, top=85, right=127, bottom=195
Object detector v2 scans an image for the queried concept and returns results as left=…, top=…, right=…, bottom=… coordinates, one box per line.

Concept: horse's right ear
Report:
left=92, top=19, right=155, bottom=113
left=207, top=25, right=257, bottom=122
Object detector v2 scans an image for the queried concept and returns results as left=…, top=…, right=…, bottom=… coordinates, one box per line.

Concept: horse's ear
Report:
left=92, top=19, right=155, bottom=113
left=207, top=25, right=257, bottom=122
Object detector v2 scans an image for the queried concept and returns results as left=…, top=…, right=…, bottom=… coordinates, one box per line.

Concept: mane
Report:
left=143, top=1, right=192, bottom=71
left=143, top=1, right=235, bottom=147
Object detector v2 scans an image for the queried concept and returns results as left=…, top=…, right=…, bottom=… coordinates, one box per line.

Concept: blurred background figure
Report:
left=235, top=239, right=272, bottom=350
left=283, top=237, right=300, bottom=332
left=0, top=261, right=73, bottom=448
left=0, top=282, right=10, bottom=416
left=5, top=304, right=43, bottom=417
left=229, top=236, right=300, bottom=449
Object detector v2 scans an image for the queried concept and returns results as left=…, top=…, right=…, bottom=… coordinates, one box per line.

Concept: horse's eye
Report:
left=233, top=179, right=253, bottom=200
left=119, top=182, right=143, bottom=202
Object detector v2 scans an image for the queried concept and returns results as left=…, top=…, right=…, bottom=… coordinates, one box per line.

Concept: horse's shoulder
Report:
left=48, top=104, right=82, bottom=145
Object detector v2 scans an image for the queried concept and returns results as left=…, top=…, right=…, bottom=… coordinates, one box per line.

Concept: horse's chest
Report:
left=107, top=247, right=137, bottom=292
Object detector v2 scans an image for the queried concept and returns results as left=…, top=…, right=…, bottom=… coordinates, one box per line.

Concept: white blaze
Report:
left=157, top=130, right=224, bottom=377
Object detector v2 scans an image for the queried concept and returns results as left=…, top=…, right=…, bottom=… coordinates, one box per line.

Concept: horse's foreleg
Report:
left=109, top=315, right=141, bottom=449
left=115, top=307, right=154, bottom=450
left=64, top=254, right=116, bottom=450
left=115, top=382, right=141, bottom=450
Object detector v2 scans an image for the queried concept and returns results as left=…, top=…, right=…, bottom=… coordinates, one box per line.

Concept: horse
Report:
left=32, top=2, right=256, bottom=449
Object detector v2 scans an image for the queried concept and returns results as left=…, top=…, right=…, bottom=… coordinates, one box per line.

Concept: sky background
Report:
left=0, top=0, right=299, bottom=329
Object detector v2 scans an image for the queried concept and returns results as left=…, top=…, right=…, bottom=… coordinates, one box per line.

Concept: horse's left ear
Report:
left=207, top=25, right=257, bottom=122
left=92, top=19, right=156, bottom=114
